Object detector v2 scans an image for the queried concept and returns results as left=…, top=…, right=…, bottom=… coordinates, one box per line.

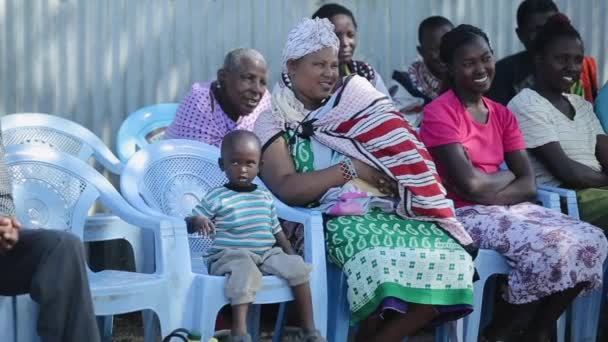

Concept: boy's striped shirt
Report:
left=192, top=185, right=281, bottom=255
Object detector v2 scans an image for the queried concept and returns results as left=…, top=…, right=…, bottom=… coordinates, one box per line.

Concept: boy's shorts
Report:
left=207, top=247, right=312, bottom=305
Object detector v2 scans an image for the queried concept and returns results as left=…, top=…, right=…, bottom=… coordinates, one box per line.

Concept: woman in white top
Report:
left=508, top=13, right=608, bottom=230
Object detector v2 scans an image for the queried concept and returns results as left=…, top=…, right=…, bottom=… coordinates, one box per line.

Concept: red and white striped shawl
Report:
left=257, top=75, right=473, bottom=247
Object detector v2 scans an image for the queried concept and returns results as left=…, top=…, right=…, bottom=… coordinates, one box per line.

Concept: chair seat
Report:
left=90, top=270, right=164, bottom=293
left=90, top=270, right=171, bottom=317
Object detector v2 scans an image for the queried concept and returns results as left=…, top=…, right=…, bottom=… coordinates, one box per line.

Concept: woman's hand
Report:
left=352, top=159, right=398, bottom=196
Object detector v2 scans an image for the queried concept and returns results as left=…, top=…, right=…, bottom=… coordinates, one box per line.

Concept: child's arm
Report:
left=275, top=230, right=296, bottom=255
left=187, top=216, right=215, bottom=236
left=267, top=192, right=296, bottom=255
left=187, top=193, right=216, bottom=235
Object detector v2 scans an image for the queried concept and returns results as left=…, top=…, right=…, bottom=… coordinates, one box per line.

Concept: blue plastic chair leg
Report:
left=247, top=304, right=262, bottom=341
left=556, top=313, right=566, bottom=342
left=272, top=302, right=288, bottom=342
left=464, top=275, right=490, bottom=342
left=566, top=259, right=607, bottom=342
left=15, top=295, right=39, bottom=342
left=143, top=310, right=159, bottom=342
left=435, top=325, right=446, bottom=342
left=327, top=262, right=350, bottom=342
left=97, top=316, right=113, bottom=342
left=0, top=297, right=16, bottom=342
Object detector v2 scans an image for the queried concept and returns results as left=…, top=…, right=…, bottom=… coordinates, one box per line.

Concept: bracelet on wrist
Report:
left=339, top=158, right=358, bottom=182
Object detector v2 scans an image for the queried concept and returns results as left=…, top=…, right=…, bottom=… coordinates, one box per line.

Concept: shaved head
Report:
left=219, top=130, right=263, bottom=185
left=220, top=130, right=262, bottom=159
left=223, top=48, right=267, bottom=72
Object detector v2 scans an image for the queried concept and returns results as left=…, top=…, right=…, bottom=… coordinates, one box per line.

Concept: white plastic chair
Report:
left=5, top=144, right=196, bottom=342
left=1, top=113, right=152, bottom=274
left=119, top=139, right=328, bottom=341
left=2, top=113, right=123, bottom=174
left=115, top=103, right=179, bottom=162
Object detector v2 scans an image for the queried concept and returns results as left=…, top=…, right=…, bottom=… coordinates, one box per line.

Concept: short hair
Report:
left=220, top=130, right=261, bottom=158
left=532, top=13, right=582, bottom=55
left=440, top=24, right=492, bottom=64
left=516, top=0, right=559, bottom=28
left=223, top=48, right=266, bottom=72
left=312, top=3, right=357, bottom=29
left=418, top=16, right=454, bottom=44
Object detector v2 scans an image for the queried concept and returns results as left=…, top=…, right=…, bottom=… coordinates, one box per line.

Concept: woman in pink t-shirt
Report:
left=420, top=25, right=607, bottom=341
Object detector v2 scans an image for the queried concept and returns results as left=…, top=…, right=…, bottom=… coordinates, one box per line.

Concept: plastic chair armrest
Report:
left=538, top=184, right=577, bottom=198
left=538, top=184, right=580, bottom=219
left=536, top=189, right=560, bottom=211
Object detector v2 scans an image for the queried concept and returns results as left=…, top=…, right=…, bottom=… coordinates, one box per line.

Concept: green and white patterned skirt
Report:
left=326, top=210, right=474, bottom=324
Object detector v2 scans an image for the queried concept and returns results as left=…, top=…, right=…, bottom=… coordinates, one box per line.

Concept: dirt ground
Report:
left=111, top=312, right=435, bottom=342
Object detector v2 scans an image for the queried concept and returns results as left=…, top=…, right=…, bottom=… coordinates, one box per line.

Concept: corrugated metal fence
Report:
left=0, top=0, right=606, bottom=150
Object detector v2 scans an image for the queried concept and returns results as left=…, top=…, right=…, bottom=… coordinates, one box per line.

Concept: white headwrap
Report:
left=281, top=17, right=340, bottom=72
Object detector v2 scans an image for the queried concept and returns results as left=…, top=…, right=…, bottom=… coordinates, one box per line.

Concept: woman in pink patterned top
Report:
left=165, top=48, right=271, bottom=146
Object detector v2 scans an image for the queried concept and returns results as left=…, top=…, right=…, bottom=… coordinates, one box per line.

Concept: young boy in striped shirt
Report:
left=187, top=130, right=324, bottom=342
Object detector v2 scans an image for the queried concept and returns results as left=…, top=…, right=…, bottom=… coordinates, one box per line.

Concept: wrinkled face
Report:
left=418, top=24, right=453, bottom=78
left=448, top=36, right=495, bottom=95
left=287, top=47, right=339, bottom=109
left=536, top=36, right=583, bottom=93
left=220, top=140, right=261, bottom=187
left=219, top=56, right=268, bottom=115
left=517, top=10, right=558, bottom=51
left=330, top=14, right=357, bottom=64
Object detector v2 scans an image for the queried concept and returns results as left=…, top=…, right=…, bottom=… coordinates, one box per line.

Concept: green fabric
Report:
left=284, top=131, right=314, bottom=173
left=326, top=211, right=474, bottom=324
left=576, top=187, right=608, bottom=230
left=286, top=133, right=474, bottom=324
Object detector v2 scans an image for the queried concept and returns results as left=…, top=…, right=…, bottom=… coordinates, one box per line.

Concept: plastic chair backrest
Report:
left=1, top=113, right=123, bottom=174
left=116, top=103, right=179, bottom=162
left=121, top=139, right=225, bottom=257
left=6, top=144, right=191, bottom=278
left=6, top=146, right=94, bottom=236
left=6, top=144, right=171, bottom=233
left=595, top=82, right=608, bottom=133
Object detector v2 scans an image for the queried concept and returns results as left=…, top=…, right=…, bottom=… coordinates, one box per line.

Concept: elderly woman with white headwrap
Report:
left=255, top=18, right=475, bottom=341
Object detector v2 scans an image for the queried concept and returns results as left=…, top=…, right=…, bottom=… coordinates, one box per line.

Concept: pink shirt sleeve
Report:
left=420, top=95, right=461, bottom=148
left=165, top=82, right=218, bottom=144
left=496, top=103, right=527, bottom=152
